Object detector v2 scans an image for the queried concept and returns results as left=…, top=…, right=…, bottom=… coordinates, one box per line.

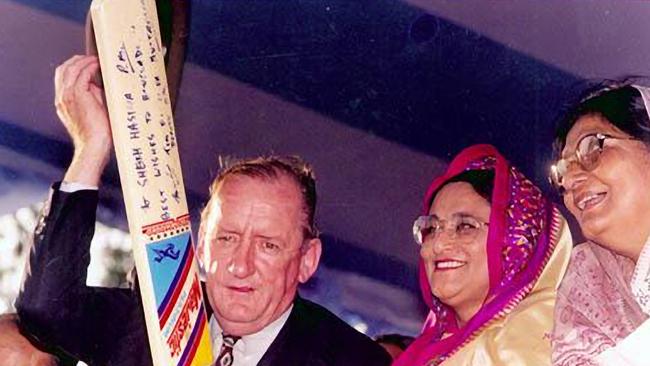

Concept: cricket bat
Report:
left=90, top=1, right=213, bottom=364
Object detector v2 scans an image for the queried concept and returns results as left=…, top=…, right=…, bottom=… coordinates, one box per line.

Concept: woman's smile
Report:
left=434, top=259, right=467, bottom=271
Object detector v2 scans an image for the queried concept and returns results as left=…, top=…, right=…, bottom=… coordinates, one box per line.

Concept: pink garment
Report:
left=552, top=241, right=649, bottom=366
left=394, top=144, right=563, bottom=366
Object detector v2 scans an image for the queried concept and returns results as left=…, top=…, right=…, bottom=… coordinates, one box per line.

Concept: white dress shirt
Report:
left=209, top=305, right=293, bottom=366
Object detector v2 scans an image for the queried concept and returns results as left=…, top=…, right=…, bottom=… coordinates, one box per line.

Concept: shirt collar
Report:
left=209, top=304, right=294, bottom=363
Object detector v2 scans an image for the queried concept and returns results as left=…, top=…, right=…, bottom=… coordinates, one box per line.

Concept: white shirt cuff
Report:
left=60, top=181, right=99, bottom=193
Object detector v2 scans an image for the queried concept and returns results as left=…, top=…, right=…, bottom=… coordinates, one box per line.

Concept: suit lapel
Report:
left=257, top=297, right=309, bottom=366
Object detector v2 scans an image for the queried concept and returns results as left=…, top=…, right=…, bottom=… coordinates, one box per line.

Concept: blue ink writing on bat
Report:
left=153, top=243, right=180, bottom=262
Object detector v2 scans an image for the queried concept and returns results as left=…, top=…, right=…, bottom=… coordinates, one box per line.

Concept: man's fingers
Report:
left=55, top=54, right=84, bottom=78
left=88, top=83, right=105, bottom=106
left=55, top=55, right=84, bottom=90
left=55, top=56, right=100, bottom=122
left=53, top=55, right=101, bottom=132
left=54, top=55, right=86, bottom=105
left=76, top=60, right=100, bottom=93
left=61, top=56, right=97, bottom=93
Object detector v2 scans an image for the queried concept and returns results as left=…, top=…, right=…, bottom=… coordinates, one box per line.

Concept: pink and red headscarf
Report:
left=394, top=144, right=563, bottom=366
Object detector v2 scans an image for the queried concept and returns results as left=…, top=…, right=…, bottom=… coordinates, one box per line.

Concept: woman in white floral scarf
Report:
left=550, top=82, right=650, bottom=365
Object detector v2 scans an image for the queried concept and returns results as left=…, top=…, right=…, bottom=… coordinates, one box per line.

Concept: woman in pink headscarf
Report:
left=394, top=144, right=571, bottom=366
left=550, top=82, right=650, bottom=365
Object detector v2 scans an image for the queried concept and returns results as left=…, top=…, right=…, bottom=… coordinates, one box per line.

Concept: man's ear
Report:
left=298, top=238, right=322, bottom=283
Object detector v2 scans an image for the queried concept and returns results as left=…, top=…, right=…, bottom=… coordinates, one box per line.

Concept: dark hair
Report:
left=433, top=169, right=495, bottom=204
left=553, top=81, right=650, bottom=159
left=205, top=155, right=318, bottom=239
left=374, top=333, right=415, bottom=351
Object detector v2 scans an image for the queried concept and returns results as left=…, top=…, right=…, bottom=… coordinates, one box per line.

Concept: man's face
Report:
left=199, top=175, right=321, bottom=335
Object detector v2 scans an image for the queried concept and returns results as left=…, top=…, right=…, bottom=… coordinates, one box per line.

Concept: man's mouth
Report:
left=434, top=259, right=466, bottom=271
left=227, top=286, right=254, bottom=293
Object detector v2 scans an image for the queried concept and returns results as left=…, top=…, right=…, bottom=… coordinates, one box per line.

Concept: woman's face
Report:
left=420, top=182, right=490, bottom=324
left=561, top=114, right=650, bottom=259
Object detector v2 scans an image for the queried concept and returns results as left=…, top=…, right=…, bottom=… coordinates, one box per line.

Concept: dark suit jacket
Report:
left=16, top=186, right=391, bottom=366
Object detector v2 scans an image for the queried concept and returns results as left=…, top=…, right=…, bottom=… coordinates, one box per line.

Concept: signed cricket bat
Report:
left=90, top=1, right=213, bottom=364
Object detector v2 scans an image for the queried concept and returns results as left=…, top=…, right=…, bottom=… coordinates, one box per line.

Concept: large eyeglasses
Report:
left=412, top=214, right=489, bottom=246
left=549, top=133, right=636, bottom=194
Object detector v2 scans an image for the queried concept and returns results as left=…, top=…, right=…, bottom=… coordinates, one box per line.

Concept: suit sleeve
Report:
left=14, top=185, right=145, bottom=365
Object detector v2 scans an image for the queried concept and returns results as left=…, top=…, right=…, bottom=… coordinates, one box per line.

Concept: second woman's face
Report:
left=421, top=182, right=490, bottom=322
left=561, top=114, right=650, bottom=259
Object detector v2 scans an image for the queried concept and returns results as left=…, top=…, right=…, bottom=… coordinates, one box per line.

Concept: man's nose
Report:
left=227, top=239, right=255, bottom=278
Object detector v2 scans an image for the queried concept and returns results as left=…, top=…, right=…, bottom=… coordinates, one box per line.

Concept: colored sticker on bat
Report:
left=146, top=232, right=212, bottom=365
left=146, top=232, right=192, bottom=313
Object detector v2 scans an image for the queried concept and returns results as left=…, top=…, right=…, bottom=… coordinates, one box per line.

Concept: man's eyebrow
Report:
left=209, top=223, right=238, bottom=233
left=254, top=234, right=283, bottom=240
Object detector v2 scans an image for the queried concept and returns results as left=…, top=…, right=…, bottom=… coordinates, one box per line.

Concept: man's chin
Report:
left=215, top=311, right=269, bottom=336
left=214, top=297, right=265, bottom=318
left=215, top=301, right=258, bottom=319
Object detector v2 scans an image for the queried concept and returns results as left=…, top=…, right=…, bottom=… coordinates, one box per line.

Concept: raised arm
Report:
left=15, top=55, right=151, bottom=365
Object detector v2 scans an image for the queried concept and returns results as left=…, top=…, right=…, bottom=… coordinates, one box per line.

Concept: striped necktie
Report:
left=215, top=334, right=241, bottom=366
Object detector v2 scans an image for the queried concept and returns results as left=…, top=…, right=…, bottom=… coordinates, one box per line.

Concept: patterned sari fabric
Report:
left=394, top=144, right=571, bottom=366
left=552, top=241, right=649, bottom=365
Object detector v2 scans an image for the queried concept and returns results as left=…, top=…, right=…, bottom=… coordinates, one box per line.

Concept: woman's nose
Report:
left=431, top=232, right=456, bottom=254
left=562, top=161, right=589, bottom=193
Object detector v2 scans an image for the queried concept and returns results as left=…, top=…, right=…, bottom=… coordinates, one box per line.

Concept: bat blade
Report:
left=91, top=1, right=213, bottom=364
